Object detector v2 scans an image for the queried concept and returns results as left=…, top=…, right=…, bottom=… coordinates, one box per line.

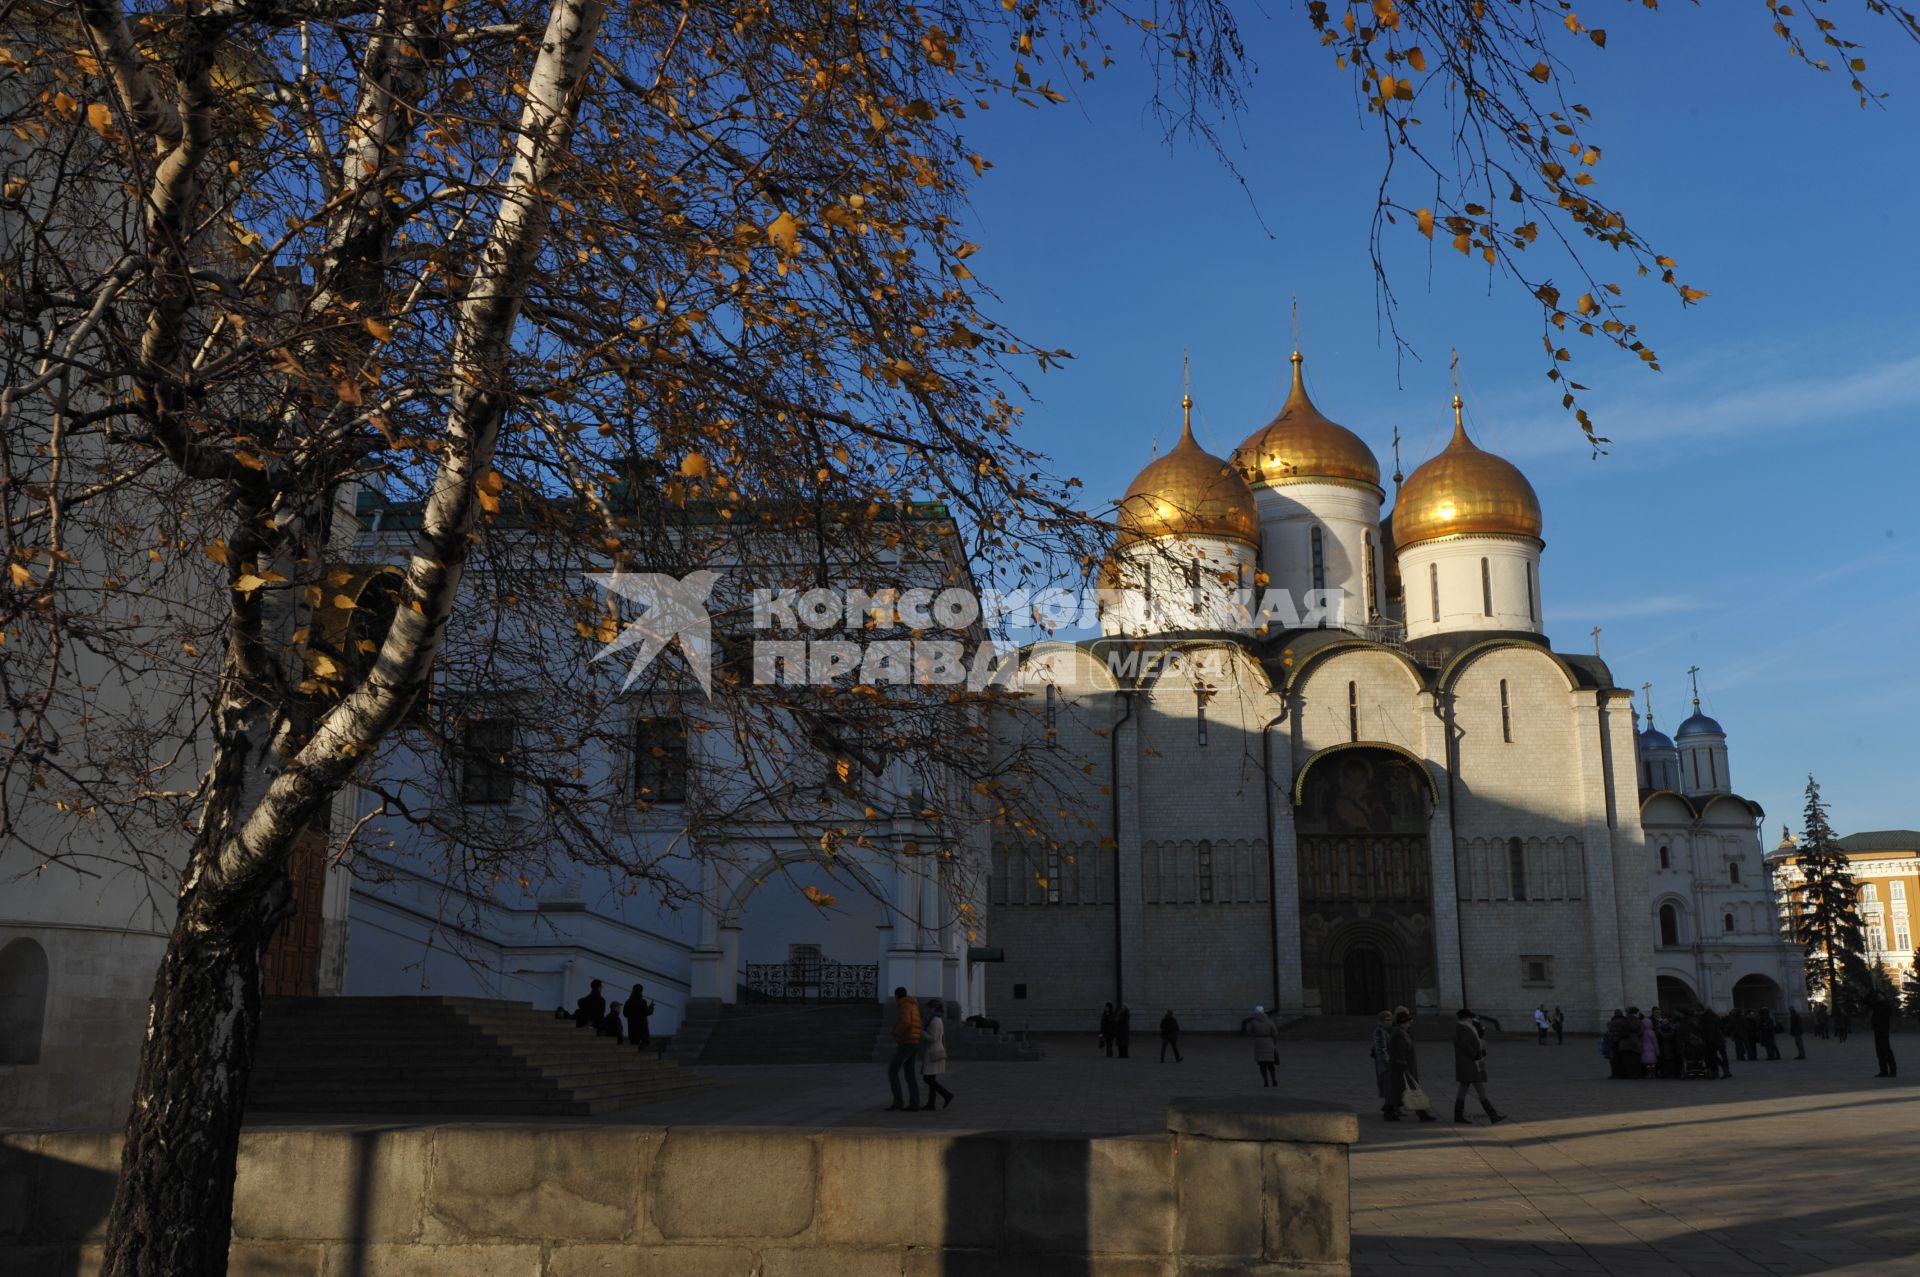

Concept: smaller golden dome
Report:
left=1230, top=353, right=1382, bottom=490
left=1116, top=396, right=1259, bottom=548
left=1393, top=397, right=1543, bottom=548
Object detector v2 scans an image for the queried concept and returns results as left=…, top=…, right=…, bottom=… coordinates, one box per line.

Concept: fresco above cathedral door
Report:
left=1294, top=747, right=1439, bottom=1013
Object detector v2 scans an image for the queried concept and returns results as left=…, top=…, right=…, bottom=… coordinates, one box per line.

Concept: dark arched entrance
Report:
left=1656, top=974, right=1699, bottom=1012
left=1325, top=926, right=1415, bottom=1016
left=1295, top=745, right=1437, bottom=1014
left=1732, top=974, right=1783, bottom=1012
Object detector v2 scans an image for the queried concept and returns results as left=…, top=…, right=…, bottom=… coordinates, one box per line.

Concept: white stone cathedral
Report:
left=985, top=354, right=1801, bottom=1030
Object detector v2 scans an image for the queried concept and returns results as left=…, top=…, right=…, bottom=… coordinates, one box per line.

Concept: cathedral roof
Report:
left=1675, top=711, right=1724, bottom=739
left=1115, top=397, right=1259, bottom=548
left=1393, top=397, right=1543, bottom=548
left=1229, top=353, right=1382, bottom=490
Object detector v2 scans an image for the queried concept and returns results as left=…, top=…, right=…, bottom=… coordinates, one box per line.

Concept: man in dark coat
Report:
left=573, top=978, right=606, bottom=1029
left=1758, top=1010, right=1781, bottom=1061
left=1788, top=1006, right=1806, bottom=1060
left=1728, top=1009, right=1752, bottom=1061
left=1159, top=1010, right=1183, bottom=1063
left=1870, top=994, right=1898, bottom=1077
left=1701, top=1009, right=1731, bottom=1078
left=1451, top=1010, right=1508, bottom=1125
left=1114, top=1003, right=1132, bottom=1058
left=627, top=983, right=654, bottom=1051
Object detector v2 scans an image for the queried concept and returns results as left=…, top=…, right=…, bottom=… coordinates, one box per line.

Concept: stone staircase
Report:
left=690, top=1003, right=885, bottom=1066
left=248, top=996, right=708, bottom=1117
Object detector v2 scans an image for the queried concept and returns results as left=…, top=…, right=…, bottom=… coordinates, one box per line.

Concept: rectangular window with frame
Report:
left=1429, top=562, right=1440, bottom=623
left=633, top=715, right=689, bottom=804
left=459, top=718, right=516, bottom=806
left=1311, top=527, right=1326, bottom=593
left=1521, top=954, right=1554, bottom=986
left=1499, top=679, right=1512, bottom=743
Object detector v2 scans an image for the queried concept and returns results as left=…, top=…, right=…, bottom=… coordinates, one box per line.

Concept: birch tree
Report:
left=2, top=1, right=1916, bottom=1274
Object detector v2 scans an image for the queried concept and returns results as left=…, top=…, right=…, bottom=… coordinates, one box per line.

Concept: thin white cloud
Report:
left=1480, top=347, right=1920, bottom=461
left=1552, top=593, right=1705, bottom=622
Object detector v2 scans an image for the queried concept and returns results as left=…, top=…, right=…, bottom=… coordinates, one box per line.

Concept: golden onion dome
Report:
left=1115, top=395, right=1260, bottom=548
left=1230, top=353, right=1382, bottom=490
left=1394, top=396, right=1543, bottom=548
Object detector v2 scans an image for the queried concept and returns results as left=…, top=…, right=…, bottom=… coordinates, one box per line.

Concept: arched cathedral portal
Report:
left=1296, top=747, right=1438, bottom=1014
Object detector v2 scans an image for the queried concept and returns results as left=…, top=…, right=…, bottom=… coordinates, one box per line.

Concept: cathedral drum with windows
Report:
left=985, top=355, right=1799, bottom=1031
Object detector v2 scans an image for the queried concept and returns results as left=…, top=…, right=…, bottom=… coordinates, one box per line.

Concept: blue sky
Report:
left=953, top=5, right=1920, bottom=836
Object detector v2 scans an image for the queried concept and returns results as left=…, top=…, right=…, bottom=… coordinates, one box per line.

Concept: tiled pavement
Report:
left=262, top=1025, right=1920, bottom=1275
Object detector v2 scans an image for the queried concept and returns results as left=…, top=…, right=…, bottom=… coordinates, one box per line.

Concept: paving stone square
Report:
left=577, top=1026, right=1920, bottom=1276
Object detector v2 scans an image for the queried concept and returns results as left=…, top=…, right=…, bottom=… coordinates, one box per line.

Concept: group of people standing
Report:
left=568, top=978, right=654, bottom=1050
left=1095, top=1003, right=1189, bottom=1062
left=883, top=986, right=955, bottom=1112
left=1369, top=1006, right=1509, bottom=1125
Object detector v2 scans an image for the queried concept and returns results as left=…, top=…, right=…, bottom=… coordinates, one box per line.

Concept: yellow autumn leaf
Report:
left=234, top=573, right=269, bottom=593
left=86, top=103, right=113, bottom=137
left=680, top=452, right=709, bottom=478
left=1416, top=207, right=1435, bottom=238
left=8, top=561, right=31, bottom=587
left=766, top=210, right=800, bottom=256
left=363, top=317, right=393, bottom=342
left=1406, top=47, right=1427, bottom=72
left=206, top=539, right=232, bottom=566
left=802, top=884, right=838, bottom=907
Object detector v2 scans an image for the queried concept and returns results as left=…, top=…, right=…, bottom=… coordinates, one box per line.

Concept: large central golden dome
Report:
left=1116, top=397, right=1259, bottom=548
left=1394, top=397, right=1543, bottom=547
left=1230, top=353, right=1381, bottom=490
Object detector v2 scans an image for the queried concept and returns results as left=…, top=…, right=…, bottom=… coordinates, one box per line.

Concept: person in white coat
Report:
left=920, top=999, right=954, bottom=1110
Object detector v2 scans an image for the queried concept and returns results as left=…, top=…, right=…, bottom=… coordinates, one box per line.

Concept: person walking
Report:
left=1638, top=1009, right=1659, bottom=1077
left=1834, top=1008, right=1851, bottom=1043
left=1099, top=1002, right=1115, bottom=1058
left=1551, top=1006, right=1565, bottom=1045
left=626, top=984, right=654, bottom=1052
left=1370, top=1009, right=1396, bottom=1118
left=1452, top=1009, right=1509, bottom=1125
left=1870, top=993, right=1898, bottom=1078
left=919, top=999, right=954, bottom=1109
left=1533, top=1004, right=1550, bottom=1045
left=1388, top=1008, right=1437, bottom=1122
left=884, top=987, right=923, bottom=1111
left=1789, top=1006, right=1806, bottom=1060
left=1159, top=1010, right=1183, bottom=1063
left=1115, top=1003, right=1133, bottom=1058
left=1603, top=1010, right=1630, bottom=1079
left=1249, top=1005, right=1279, bottom=1087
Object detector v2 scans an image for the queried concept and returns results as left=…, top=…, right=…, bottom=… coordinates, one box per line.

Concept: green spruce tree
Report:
left=1788, top=775, right=1867, bottom=1009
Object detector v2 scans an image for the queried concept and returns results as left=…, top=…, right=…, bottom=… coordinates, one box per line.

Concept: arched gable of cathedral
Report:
left=1015, top=639, right=1124, bottom=693
left=1291, top=740, right=1441, bottom=808
left=1286, top=645, right=1429, bottom=756
left=1640, top=790, right=1699, bottom=826
left=1696, top=793, right=1764, bottom=827
left=1133, top=638, right=1276, bottom=699
left=1436, top=637, right=1587, bottom=696
left=1281, top=637, right=1429, bottom=698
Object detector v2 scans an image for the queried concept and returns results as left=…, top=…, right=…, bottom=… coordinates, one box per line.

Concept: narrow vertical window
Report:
left=1724, top=913, right=1735, bottom=933
left=1429, top=562, right=1440, bottom=622
left=1196, top=697, right=1208, bottom=747
left=1186, top=558, right=1201, bottom=591
left=1508, top=836, right=1527, bottom=901
left=1527, top=563, right=1538, bottom=622
left=1659, top=903, right=1679, bottom=946
left=1044, top=683, right=1058, bottom=747
left=1310, top=527, right=1326, bottom=592
left=1197, top=839, right=1214, bottom=903
left=1658, top=845, right=1670, bottom=869
left=1499, top=679, right=1512, bottom=743
left=1480, top=557, right=1493, bottom=617
left=1363, top=536, right=1378, bottom=620
left=459, top=718, right=516, bottom=806
left=1348, top=681, right=1359, bottom=742
left=1729, top=860, right=1741, bottom=884
left=633, top=716, right=689, bottom=804
left=1691, top=752, right=1700, bottom=789
left=1708, top=751, right=1718, bottom=789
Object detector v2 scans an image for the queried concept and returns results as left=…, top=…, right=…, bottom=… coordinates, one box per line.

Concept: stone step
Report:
left=246, top=995, right=708, bottom=1117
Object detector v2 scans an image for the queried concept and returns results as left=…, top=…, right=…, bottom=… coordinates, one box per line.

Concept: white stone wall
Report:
left=1252, top=480, right=1386, bottom=627
left=1099, top=534, right=1258, bottom=636
left=1399, top=535, right=1542, bottom=640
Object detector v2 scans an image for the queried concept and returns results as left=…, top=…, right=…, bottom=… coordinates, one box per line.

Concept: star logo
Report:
left=587, top=570, right=720, bottom=696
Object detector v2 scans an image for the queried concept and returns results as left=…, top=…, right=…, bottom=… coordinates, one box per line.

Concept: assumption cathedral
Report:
left=985, top=352, right=1801, bottom=1031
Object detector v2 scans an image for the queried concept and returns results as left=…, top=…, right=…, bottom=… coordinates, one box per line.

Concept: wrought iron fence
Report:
left=741, top=960, right=878, bottom=1003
